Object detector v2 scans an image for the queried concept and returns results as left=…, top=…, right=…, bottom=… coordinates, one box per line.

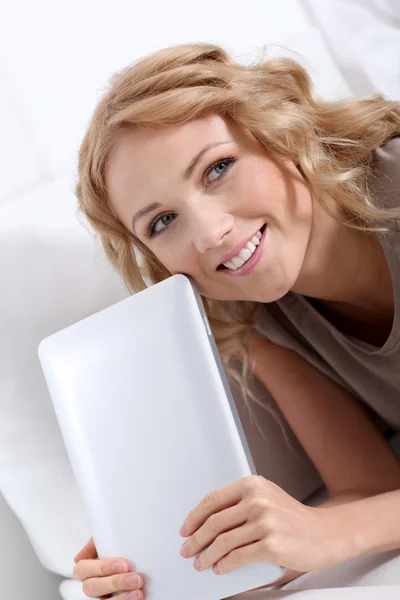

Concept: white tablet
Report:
left=38, top=274, right=284, bottom=599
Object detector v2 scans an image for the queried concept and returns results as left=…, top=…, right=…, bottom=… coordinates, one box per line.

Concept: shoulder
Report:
left=374, top=135, right=400, bottom=172
left=367, top=134, right=400, bottom=210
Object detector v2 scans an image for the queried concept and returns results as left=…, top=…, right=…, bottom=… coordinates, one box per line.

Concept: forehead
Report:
left=106, top=115, right=235, bottom=196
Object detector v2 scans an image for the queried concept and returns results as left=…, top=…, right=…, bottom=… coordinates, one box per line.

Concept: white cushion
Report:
left=60, top=579, right=87, bottom=600
left=281, top=551, right=400, bottom=592
left=0, top=491, right=63, bottom=600
left=0, top=165, right=324, bottom=581
left=0, top=171, right=323, bottom=580
left=0, top=17, right=353, bottom=578
left=60, top=577, right=400, bottom=600
left=0, top=174, right=129, bottom=577
left=234, top=585, right=400, bottom=599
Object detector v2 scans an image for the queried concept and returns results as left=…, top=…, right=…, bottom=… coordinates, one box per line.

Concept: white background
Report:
left=0, top=1, right=399, bottom=599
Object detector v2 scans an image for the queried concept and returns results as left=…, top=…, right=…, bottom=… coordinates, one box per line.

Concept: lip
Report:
left=217, top=225, right=266, bottom=269
left=220, top=224, right=267, bottom=277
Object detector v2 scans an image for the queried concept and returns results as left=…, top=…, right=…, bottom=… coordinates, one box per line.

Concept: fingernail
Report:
left=213, top=564, right=220, bottom=574
left=180, top=542, right=190, bottom=557
left=194, top=556, right=201, bottom=570
left=126, top=574, right=140, bottom=588
left=179, top=526, right=186, bottom=536
left=111, top=561, right=126, bottom=574
left=127, top=591, right=142, bottom=600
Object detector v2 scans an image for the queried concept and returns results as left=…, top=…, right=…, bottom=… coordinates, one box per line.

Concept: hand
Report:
left=73, top=537, right=144, bottom=599
left=178, top=475, right=352, bottom=575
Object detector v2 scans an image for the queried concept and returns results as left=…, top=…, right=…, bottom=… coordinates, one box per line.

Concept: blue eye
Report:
left=206, top=157, right=235, bottom=185
left=147, top=213, right=176, bottom=238
left=146, top=156, right=236, bottom=239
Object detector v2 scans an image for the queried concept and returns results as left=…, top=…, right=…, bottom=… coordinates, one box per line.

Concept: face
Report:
left=106, top=115, right=314, bottom=302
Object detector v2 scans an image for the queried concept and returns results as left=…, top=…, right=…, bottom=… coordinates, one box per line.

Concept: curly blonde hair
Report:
left=76, top=42, right=400, bottom=443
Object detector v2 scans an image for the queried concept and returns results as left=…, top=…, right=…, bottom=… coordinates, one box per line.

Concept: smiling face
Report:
left=105, top=115, right=314, bottom=302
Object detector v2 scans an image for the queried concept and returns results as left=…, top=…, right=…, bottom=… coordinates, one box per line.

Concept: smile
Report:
left=218, top=224, right=267, bottom=277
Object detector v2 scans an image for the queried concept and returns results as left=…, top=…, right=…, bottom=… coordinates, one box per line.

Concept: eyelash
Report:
left=145, top=156, right=236, bottom=239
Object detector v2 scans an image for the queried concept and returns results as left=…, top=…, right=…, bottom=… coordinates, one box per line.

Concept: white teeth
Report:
left=232, top=256, right=245, bottom=268
left=224, top=260, right=237, bottom=270
left=221, top=227, right=264, bottom=271
left=239, top=248, right=252, bottom=261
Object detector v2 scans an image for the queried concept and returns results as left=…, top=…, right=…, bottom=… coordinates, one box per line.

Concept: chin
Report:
left=195, top=267, right=299, bottom=304
left=201, top=284, right=291, bottom=304
left=253, top=263, right=302, bottom=303
left=256, top=289, right=290, bottom=303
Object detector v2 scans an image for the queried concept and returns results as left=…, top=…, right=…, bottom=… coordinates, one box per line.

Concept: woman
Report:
left=72, top=42, right=400, bottom=599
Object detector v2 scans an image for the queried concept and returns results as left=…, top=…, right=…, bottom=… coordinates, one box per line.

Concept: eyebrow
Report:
left=183, top=141, right=231, bottom=180
left=131, top=140, right=231, bottom=233
left=132, top=202, right=162, bottom=234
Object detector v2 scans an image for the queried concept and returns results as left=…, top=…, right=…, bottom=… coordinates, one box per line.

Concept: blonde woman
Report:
left=72, top=43, right=400, bottom=598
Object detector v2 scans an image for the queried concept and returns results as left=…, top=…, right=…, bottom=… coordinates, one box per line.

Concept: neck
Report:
left=292, top=198, right=394, bottom=320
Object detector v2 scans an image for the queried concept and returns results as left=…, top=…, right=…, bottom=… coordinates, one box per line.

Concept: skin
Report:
left=73, top=115, right=397, bottom=598
left=106, top=114, right=394, bottom=344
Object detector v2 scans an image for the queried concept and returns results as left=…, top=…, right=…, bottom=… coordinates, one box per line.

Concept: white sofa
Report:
left=1, top=2, right=400, bottom=599
left=2, top=172, right=400, bottom=600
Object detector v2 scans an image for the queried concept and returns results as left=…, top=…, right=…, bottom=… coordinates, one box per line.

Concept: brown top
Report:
left=253, top=136, right=400, bottom=429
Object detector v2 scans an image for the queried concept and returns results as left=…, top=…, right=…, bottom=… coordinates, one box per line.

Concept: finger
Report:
left=74, top=537, right=97, bottom=563
left=82, top=571, right=144, bottom=598
left=111, top=592, right=144, bottom=600
left=180, top=477, right=251, bottom=537
left=73, top=558, right=129, bottom=581
left=213, top=539, right=268, bottom=576
left=180, top=503, right=247, bottom=559
left=194, top=522, right=260, bottom=572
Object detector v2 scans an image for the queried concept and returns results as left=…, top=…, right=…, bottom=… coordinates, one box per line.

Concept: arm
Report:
left=272, top=490, right=378, bottom=585
left=242, top=334, right=400, bottom=585
left=276, top=488, right=400, bottom=586
left=244, top=334, right=400, bottom=498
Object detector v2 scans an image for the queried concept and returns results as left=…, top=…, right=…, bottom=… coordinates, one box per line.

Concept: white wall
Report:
left=0, top=0, right=349, bottom=207
left=304, top=0, right=400, bottom=98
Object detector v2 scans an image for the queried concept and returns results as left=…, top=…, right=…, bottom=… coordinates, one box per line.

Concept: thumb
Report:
left=74, top=537, right=98, bottom=563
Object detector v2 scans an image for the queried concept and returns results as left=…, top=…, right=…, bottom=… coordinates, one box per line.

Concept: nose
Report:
left=192, top=212, right=234, bottom=254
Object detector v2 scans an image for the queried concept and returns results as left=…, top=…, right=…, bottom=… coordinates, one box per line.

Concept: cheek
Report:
left=154, top=251, right=175, bottom=273
left=287, top=177, right=313, bottom=230
left=260, top=163, right=312, bottom=228
left=241, top=161, right=286, bottom=217
left=153, top=244, right=193, bottom=275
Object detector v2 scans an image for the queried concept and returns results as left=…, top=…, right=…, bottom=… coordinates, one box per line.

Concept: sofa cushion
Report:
left=281, top=550, right=400, bottom=591
left=0, top=171, right=325, bottom=578
left=60, top=577, right=400, bottom=600
left=0, top=26, right=352, bottom=575
left=0, top=174, right=129, bottom=577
